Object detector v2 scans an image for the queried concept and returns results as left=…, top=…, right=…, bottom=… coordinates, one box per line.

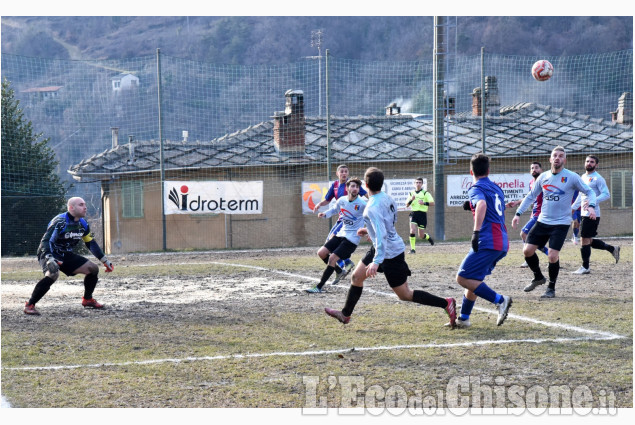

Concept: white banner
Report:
left=164, top=181, right=263, bottom=215
left=301, top=179, right=427, bottom=214
left=447, top=174, right=532, bottom=207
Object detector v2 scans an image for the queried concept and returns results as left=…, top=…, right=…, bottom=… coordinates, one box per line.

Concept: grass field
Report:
left=1, top=239, right=632, bottom=411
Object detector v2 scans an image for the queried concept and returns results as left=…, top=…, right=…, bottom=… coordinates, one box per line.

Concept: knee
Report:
left=397, top=292, right=411, bottom=301
left=87, top=262, right=100, bottom=275
left=45, top=271, right=60, bottom=282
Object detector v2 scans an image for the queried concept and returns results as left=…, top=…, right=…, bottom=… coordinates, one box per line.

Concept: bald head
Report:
left=67, top=197, right=87, bottom=220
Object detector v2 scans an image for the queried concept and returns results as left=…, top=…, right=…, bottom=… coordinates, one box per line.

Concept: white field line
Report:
left=2, top=335, right=619, bottom=372
left=1, top=261, right=627, bottom=372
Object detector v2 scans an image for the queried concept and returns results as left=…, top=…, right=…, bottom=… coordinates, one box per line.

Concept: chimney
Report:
left=444, top=96, right=456, bottom=117
left=472, top=88, right=482, bottom=116
left=611, top=92, right=633, bottom=125
left=182, top=130, right=189, bottom=142
left=273, top=89, right=305, bottom=156
left=128, top=135, right=135, bottom=163
left=484, top=76, right=500, bottom=116
left=385, top=102, right=401, bottom=116
left=111, top=127, right=119, bottom=148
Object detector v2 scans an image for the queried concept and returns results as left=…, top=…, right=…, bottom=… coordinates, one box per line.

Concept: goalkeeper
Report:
left=24, top=197, right=114, bottom=315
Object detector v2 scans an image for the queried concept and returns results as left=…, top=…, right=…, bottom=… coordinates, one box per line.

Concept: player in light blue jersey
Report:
left=452, top=153, right=512, bottom=328
left=324, top=167, right=457, bottom=327
left=512, top=146, right=597, bottom=298
left=305, top=178, right=366, bottom=293
left=570, top=155, right=620, bottom=274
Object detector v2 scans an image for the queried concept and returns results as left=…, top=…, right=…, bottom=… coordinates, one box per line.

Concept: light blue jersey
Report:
left=363, top=192, right=405, bottom=264
left=571, top=171, right=610, bottom=217
left=516, top=168, right=596, bottom=226
left=323, top=195, right=367, bottom=245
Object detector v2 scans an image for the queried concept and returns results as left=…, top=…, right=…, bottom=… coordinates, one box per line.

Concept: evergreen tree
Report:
left=1, top=78, right=66, bottom=256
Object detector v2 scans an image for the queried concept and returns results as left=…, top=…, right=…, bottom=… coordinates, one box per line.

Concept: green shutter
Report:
left=122, top=180, right=144, bottom=218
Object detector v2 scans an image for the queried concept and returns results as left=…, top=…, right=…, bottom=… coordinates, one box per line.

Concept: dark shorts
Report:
left=323, top=236, right=357, bottom=260
left=361, top=247, right=411, bottom=288
left=526, top=221, right=571, bottom=252
left=409, top=211, right=428, bottom=229
left=580, top=216, right=600, bottom=239
left=38, top=252, right=89, bottom=276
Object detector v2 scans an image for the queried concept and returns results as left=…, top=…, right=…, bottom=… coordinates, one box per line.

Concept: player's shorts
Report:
left=325, top=220, right=343, bottom=242
left=361, top=247, right=411, bottom=288
left=457, top=248, right=507, bottom=282
left=521, top=216, right=539, bottom=235
left=572, top=208, right=581, bottom=222
left=323, top=236, right=358, bottom=261
left=409, top=211, right=427, bottom=229
left=526, top=221, right=570, bottom=252
left=38, top=252, right=89, bottom=276
left=580, top=216, right=600, bottom=239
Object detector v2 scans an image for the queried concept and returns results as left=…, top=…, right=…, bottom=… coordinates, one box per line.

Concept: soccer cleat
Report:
left=332, top=263, right=353, bottom=285
left=428, top=237, right=434, bottom=246
left=82, top=297, right=104, bottom=309
left=572, top=266, right=590, bottom=275
left=305, top=286, right=323, bottom=294
left=444, top=297, right=457, bottom=329
left=520, top=261, right=529, bottom=268
left=24, top=302, right=40, bottom=315
left=324, top=308, right=350, bottom=324
left=524, top=277, right=546, bottom=292
left=612, top=246, right=620, bottom=264
left=540, top=288, right=556, bottom=298
left=445, top=318, right=471, bottom=328
left=496, top=295, right=512, bottom=326
left=409, top=249, right=416, bottom=254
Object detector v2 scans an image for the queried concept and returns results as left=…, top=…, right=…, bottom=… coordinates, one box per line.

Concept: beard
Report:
left=586, top=166, right=596, bottom=172
left=531, top=172, right=540, bottom=178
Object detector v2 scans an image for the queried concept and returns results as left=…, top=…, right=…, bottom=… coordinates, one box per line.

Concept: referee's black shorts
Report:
left=409, top=211, right=428, bottom=229
left=361, top=246, right=411, bottom=288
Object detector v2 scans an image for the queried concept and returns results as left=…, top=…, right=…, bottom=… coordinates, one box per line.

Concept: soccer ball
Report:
left=532, top=60, right=554, bottom=81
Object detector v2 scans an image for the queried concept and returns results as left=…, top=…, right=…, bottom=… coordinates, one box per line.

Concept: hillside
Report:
left=2, top=16, right=632, bottom=63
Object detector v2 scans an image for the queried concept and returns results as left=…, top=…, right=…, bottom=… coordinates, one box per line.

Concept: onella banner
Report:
left=446, top=174, right=532, bottom=207
left=301, top=179, right=427, bottom=214
left=164, top=181, right=263, bottom=215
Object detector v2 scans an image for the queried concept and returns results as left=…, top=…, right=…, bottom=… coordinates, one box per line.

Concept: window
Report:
left=122, top=180, right=144, bottom=218
left=610, top=170, right=633, bottom=209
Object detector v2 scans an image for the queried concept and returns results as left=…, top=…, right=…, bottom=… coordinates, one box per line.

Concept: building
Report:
left=69, top=89, right=633, bottom=254
left=111, top=73, right=139, bottom=92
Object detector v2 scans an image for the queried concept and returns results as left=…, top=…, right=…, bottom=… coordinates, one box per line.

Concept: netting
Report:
left=1, top=48, right=632, bottom=255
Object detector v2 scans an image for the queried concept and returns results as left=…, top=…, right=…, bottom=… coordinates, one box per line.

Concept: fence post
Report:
left=157, top=48, right=167, bottom=251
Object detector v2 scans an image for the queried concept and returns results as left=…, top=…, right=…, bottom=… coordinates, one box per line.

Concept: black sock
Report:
left=322, top=254, right=341, bottom=273
left=548, top=261, right=559, bottom=288
left=525, top=253, right=544, bottom=280
left=412, top=290, right=448, bottom=309
left=28, top=276, right=55, bottom=305
left=317, top=266, right=336, bottom=289
left=342, top=285, right=363, bottom=317
left=83, top=273, right=99, bottom=299
left=591, top=239, right=612, bottom=252
left=581, top=245, right=591, bottom=269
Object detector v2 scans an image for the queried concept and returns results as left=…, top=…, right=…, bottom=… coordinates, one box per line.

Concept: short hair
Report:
left=552, top=146, right=566, bottom=155
left=470, top=153, right=490, bottom=177
left=337, top=164, right=348, bottom=172
left=586, top=154, right=599, bottom=164
left=415, top=177, right=424, bottom=182
left=531, top=161, right=542, bottom=169
left=364, top=167, right=384, bottom=192
left=346, top=177, right=363, bottom=188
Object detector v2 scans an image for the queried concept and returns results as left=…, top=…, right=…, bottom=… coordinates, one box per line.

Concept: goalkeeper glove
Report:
left=45, top=254, right=60, bottom=273
left=100, top=256, right=114, bottom=272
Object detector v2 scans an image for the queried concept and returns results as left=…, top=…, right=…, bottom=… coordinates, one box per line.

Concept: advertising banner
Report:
left=447, top=174, right=532, bottom=207
left=164, top=181, right=263, bottom=215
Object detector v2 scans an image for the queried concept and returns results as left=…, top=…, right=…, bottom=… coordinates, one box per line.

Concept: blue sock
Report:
left=460, top=296, right=475, bottom=321
left=337, top=259, right=346, bottom=269
left=573, top=227, right=579, bottom=237
left=541, top=246, right=549, bottom=255
left=474, top=282, right=502, bottom=304
left=344, top=258, right=354, bottom=266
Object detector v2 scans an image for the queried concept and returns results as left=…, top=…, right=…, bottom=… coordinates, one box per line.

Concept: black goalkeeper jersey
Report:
left=37, top=212, right=104, bottom=260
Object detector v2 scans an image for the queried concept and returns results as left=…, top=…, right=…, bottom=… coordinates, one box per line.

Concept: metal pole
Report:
left=325, top=49, right=332, bottom=229
left=433, top=17, right=446, bottom=241
left=157, top=48, right=167, bottom=251
left=318, top=48, right=322, bottom=117
left=481, top=46, right=486, bottom=154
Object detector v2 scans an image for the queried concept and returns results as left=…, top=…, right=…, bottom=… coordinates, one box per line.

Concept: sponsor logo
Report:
left=64, top=231, right=85, bottom=239
left=542, top=184, right=566, bottom=195
left=168, top=185, right=259, bottom=212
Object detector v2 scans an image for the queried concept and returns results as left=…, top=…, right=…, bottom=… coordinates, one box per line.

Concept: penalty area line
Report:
left=2, top=335, right=617, bottom=372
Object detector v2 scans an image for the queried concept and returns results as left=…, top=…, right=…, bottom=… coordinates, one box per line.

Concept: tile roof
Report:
left=68, top=103, right=632, bottom=180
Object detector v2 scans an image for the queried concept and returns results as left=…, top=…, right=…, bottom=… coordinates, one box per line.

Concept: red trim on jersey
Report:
left=491, top=223, right=504, bottom=251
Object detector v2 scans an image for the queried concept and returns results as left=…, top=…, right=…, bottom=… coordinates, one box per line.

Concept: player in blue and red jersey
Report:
left=452, top=153, right=512, bottom=328
left=313, top=164, right=368, bottom=283
left=507, top=161, right=549, bottom=267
